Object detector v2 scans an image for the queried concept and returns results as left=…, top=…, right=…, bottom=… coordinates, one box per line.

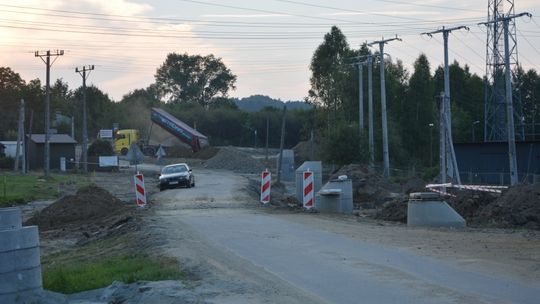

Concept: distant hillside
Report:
left=233, top=95, right=312, bottom=112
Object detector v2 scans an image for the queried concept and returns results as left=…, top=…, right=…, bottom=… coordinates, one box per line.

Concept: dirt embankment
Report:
left=25, top=185, right=139, bottom=248
left=204, top=146, right=266, bottom=174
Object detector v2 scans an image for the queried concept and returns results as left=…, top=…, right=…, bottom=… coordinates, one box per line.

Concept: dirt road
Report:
left=149, top=168, right=540, bottom=303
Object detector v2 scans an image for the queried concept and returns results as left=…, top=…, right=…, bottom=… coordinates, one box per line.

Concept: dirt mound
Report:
left=25, top=185, right=130, bottom=231
left=477, top=184, right=540, bottom=229
left=374, top=197, right=408, bottom=223
left=204, top=146, right=266, bottom=174
left=165, top=146, right=220, bottom=160
left=330, top=164, right=401, bottom=207
left=447, top=191, right=497, bottom=224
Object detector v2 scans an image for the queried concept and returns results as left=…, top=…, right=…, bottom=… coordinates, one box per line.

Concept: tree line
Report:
left=1, top=26, right=539, bottom=173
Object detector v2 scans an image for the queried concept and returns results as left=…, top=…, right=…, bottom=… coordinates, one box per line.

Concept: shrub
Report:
left=87, top=139, right=114, bottom=156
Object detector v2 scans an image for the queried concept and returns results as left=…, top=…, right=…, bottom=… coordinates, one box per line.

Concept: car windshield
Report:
left=162, top=165, right=187, bottom=174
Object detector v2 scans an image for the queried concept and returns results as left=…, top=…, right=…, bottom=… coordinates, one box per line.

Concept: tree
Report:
left=402, top=54, right=435, bottom=166
left=309, top=26, right=356, bottom=119
left=0, top=67, right=26, bottom=138
left=154, top=53, right=237, bottom=106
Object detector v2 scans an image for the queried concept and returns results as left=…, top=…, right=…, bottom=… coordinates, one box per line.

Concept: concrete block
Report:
left=407, top=192, right=466, bottom=228
left=316, top=178, right=353, bottom=214
left=277, top=149, right=295, bottom=181
left=0, top=266, right=42, bottom=294
left=0, top=207, right=22, bottom=231
left=0, top=226, right=39, bottom=253
left=0, top=247, right=41, bottom=273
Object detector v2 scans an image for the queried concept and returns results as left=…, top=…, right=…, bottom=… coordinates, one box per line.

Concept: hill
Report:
left=233, top=95, right=312, bottom=112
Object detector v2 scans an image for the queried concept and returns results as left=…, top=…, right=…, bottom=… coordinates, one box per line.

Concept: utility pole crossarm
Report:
left=478, top=12, right=531, bottom=26
left=367, top=35, right=402, bottom=48
left=421, top=25, right=469, bottom=37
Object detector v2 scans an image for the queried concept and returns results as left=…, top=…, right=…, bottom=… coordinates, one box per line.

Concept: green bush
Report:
left=0, top=157, right=14, bottom=169
left=320, top=121, right=368, bottom=166
left=88, top=139, right=114, bottom=156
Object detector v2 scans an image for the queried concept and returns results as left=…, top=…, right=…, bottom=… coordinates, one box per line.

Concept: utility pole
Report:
left=422, top=25, right=468, bottom=184
left=368, top=36, right=401, bottom=179
left=14, top=99, right=25, bottom=172
left=35, top=50, right=64, bottom=177
left=265, top=116, right=269, bottom=163
left=277, top=106, right=287, bottom=184
left=480, top=12, right=530, bottom=185
left=356, top=62, right=364, bottom=132
left=367, top=55, right=374, bottom=168
left=438, top=92, right=447, bottom=192
left=76, top=65, right=94, bottom=173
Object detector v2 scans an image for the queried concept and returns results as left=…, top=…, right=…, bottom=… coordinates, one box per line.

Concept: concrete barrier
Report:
left=407, top=192, right=466, bottom=228
left=0, top=207, right=43, bottom=302
left=315, top=178, right=353, bottom=214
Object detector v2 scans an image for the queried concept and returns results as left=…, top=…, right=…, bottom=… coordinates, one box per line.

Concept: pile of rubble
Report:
left=204, top=146, right=266, bottom=174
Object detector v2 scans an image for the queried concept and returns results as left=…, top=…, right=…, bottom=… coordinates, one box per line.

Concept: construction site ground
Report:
left=21, top=148, right=540, bottom=303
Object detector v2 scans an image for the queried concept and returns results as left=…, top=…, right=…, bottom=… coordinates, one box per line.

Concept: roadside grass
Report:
left=0, top=172, right=90, bottom=207
left=42, top=235, right=183, bottom=294
left=43, top=254, right=183, bottom=294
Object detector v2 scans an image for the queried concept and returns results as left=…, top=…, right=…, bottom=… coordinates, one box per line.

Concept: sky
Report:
left=0, top=0, right=539, bottom=102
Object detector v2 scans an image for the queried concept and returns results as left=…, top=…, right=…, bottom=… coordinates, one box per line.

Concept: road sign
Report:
left=260, top=169, right=271, bottom=204
left=134, top=173, right=147, bottom=207
left=126, top=143, right=145, bottom=165
left=99, top=129, right=113, bottom=139
left=303, top=170, right=314, bottom=209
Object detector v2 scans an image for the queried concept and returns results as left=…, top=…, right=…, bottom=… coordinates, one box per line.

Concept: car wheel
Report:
left=159, top=185, right=165, bottom=191
left=121, top=148, right=129, bottom=155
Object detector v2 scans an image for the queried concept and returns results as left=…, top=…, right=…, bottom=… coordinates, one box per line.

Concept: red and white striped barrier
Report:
left=260, top=169, right=271, bottom=204
left=426, top=183, right=508, bottom=194
left=134, top=173, right=147, bottom=207
left=303, top=170, right=314, bottom=209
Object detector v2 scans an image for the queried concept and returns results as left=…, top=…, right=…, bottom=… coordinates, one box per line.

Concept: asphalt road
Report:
left=152, top=168, right=540, bottom=304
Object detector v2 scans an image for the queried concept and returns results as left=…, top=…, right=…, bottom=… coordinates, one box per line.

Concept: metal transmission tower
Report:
left=480, top=12, right=531, bottom=185
left=422, top=26, right=467, bottom=190
left=35, top=50, right=64, bottom=177
left=483, top=1, right=525, bottom=142
left=368, top=36, right=401, bottom=179
left=76, top=65, right=95, bottom=173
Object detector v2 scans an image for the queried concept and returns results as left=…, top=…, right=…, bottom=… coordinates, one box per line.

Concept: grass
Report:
left=41, top=233, right=183, bottom=294
left=43, top=254, right=183, bottom=294
left=0, top=172, right=90, bottom=207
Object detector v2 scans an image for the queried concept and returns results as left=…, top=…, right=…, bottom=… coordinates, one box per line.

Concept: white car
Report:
left=159, top=163, right=195, bottom=191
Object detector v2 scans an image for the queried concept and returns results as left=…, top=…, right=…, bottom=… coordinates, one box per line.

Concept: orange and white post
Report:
left=303, top=169, right=314, bottom=209
left=134, top=173, right=147, bottom=207
left=260, top=169, right=271, bottom=204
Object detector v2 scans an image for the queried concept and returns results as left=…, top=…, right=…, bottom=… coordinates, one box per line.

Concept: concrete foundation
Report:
left=407, top=192, right=466, bottom=228
left=277, top=149, right=295, bottom=182
left=295, top=161, right=322, bottom=203
left=0, top=207, right=43, bottom=303
left=315, top=178, right=353, bottom=214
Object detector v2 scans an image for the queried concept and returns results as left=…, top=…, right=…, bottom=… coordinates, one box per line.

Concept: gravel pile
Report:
left=204, top=146, right=266, bottom=174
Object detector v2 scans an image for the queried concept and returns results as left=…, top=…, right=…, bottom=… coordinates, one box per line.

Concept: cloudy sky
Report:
left=0, top=0, right=539, bottom=101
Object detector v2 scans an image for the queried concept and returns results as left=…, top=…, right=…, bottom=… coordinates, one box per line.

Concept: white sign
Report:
left=99, top=156, right=119, bottom=167
left=99, top=129, right=113, bottom=139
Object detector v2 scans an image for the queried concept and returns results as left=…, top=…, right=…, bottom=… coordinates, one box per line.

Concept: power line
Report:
left=371, top=0, right=484, bottom=13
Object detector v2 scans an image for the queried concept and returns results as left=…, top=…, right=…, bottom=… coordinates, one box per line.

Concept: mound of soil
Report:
left=447, top=191, right=497, bottom=224
left=330, top=164, right=401, bottom=207
left=165, top=146, right=220, bottom=160
left=204, top=146, right=266, bottom=174
left=292, top=140, right=318, bottom=165
left=477, top=184, right=540, bottom=229
left=374, top=197, right=408, bottom=223
left=25, top=185, right=130, bottom=231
